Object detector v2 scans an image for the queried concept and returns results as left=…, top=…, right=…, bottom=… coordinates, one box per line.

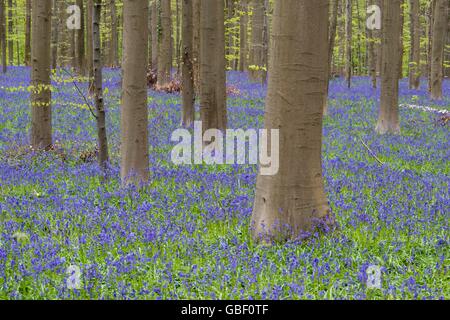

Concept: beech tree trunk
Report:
left=109, top=0, right=118, bottom=67
left=251, top=0, right=333, bottom=242
left=76, top=0, right=85, bottom=74
left=0, top=0, right=6, bottom=73
left=182, top=0, right=194, bottom=127
left=157, top=0, right=172, bottom=86
left=238, top=0, right=248, bottom=72
left=7, top=0, right=12, bottom=65
left=121, top=0, right=149, bottom=185
left=368, top=0, right=377, bottom=88
left=345, top=0, right=352, bottom=88
left=376, top=0, right=401, bottom=135
left=87, top=0, right=94, bottom=92
left=409, top=0, right=421, bottom=89
left=31, top=0, right=52, bottom=149
left=200, top=0, right=227, bottom=132
left=430, top=0, right=448, bottom=99
left=25, top=0, right=31, bottom=65
left=324, top=0, right=339, bottom=115
left=192, top=0, right=200, bottom=90
left=150, top=0, right=158, bottom=69
left=93, top=0, right=109, bottom=169
left=249, top=0, right=264, bottom=82
left=51, top=0, right=58, bottom=69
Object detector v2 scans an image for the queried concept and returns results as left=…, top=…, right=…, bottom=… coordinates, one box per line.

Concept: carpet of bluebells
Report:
left=0, top=67, right=448, bottom=300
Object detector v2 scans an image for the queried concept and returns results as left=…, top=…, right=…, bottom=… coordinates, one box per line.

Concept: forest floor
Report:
left=0, top=68, right=448, bottom=299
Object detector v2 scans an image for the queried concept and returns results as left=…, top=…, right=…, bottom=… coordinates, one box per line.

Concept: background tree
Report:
left=325, top=0, right=339, bottom=115
left=376, top=0, right=401, bottom=135
left=157, top=0, right=171, bottom=86
left=200, top=0, right=227, bottom=132
left=121, top=0, right=149, bottom=185
left=430, top=0, right=448, bottom=99
left=31, top=0, right=52, bottom=149
left=249, top=0, right=264, bottom=82
left=0, top=0, right=6, bottom=73
left=345, top=0, right=352, bottom=88
left=181, top=0, right=194, bottom=127
left=238, top=0, right=248, bottom=72
left=76, top=0, right=85, bottom=74
left=7, top=0, right=13, bottom=65
left=109, top=0, right=118, bottom=67
left=409, top=0, right=421, bottom=89
left=24, top=0, right=31, bottom=65
left=150, top=0, right=158, bottom=70
left=251, top=0, right=333, bottom=242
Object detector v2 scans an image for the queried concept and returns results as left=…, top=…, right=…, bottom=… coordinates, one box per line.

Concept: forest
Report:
left=0, top=0, right=448, bottom=300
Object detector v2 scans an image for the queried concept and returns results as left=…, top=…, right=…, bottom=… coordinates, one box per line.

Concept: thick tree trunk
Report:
left=249, top=0, right=264, bottom=82
left=430, top=0, right=448, bottom=99
left=25, top=0, right=31, bottom=65
left=345, top=0, right=352, bottom=88
left=409, top=0, right=421, bottom=89
left=238, top=0, right=248, bottom=72
left=200, top=0, right=227, bottom=132
left=31, top=0, right=52, bottom=149
left=93, top=0, right=109, bottom=169
left=51, top=0, right=58, bottom=69
left=261, top=0, right=269, bottom=84
left=376, top=0, right=401, bottom=135
left=251, top=0, right=333, bottom=242
left=121, top=0, right=149, bottom=185
left=324, top=0, right=339, bottom=115
left=157, top=0, right=172, bottom=86
left=375, top=0, right=382, bottom=78
left=109, top=0, right=118, bottom=67
left=150, top=0, right=158, bottom=70
left=182, top=0, right=194, bottom=127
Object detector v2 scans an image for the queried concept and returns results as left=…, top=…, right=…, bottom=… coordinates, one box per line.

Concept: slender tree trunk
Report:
left=25, top=0, right=31, bottom=65
left=192, top=0, right=200, bottom=90
left=121, top=0, right=149, bottom=185
left=324, top=0, right=339, bottom=115
left=7, top=0, right=12, bottom=65
left=368, top=0, right=377, bottom=88
left=251, top=0, right=333, bottom=242
left=345, top=0, right=352, bottom=88
left=398, top=0, right=404, bottom=79
left=200, top=0, right=227, bottom=132
left=430, top=0, right=448, bottom=99
left=249, top=0, right=264, bottom=82
left=150, top=0, right=158, bottom=70
left=375, top=0, right=382, bottom=77
left=75, top=0, right=85, bottom=74
left=93, top=0, right=109, bottom=169
left=238, top=0, right=248, bottom=72
left=51, top=0, right=58, bottom=69
left=31, top=0, right=52, bottom=149
left=409, top=0, right=421, bottom=89
left=0, top=0, right=6, bottom=73
left=376, top=0, right=401, bottom=135
left=87, top=0, right=94, bottom=92
left=427, top=1, right=435, bottom=93
left=157, top=0, right=171, bottom=86
left=182, top=0, right=194, bottom=127
left=176, top=0, right=181, bottom=74
left=109, top=0, right=118, bottom=67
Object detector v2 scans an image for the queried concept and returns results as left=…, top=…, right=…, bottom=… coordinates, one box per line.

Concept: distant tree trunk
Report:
left=238, top=0, right=248, bottom=72
left=25, top=0, right=31, bottom=65
left=368, top=0, right=377, bottom=88
left=157, top=0, right=171, bottom=86
left=31, top=0, right=52, bottom=149
left=182, top=0, right=194, bottom=127
left=51, top=0, right=58, bottom=69
left=200, top=0, right=227, bottom=132
left=375, top=0, right=382, bottom=77
left=150, top=0, right=158, bottom=70
left=93, top=0, right=109, bottom=169
left=409, top=0, right=421, bottom=89
left=87, top=0, right=94, bottom=92
left=109, top=0, right=118, bottom=67
left=251, top=0, right=333, bottom=242
left=398, top=0, right=404, bottom=79
left=325, top=0, right=339, bottom=115
left=445, top=14, right=450, bottom=78
left=427, top=1, right=435, bottom=93
left=249, top=0, right=264, bottom=82
left=0, top=0, right=6, bottom=73
left=7, top=0, right=12, bottom=65
left=345, top=0, right=352, bottom=88
left=192, top=0, right=200, bottom=89
left=226, top=0, right=235, bottom=70
left=176, top=0, right=181, bottom=74
left=57, top=0, right=68, bottom=66
left=430, top=0, right=448, bottom=99
left=76, top=0, right=85, bottom=74
left=121, top=0, right=149, bottom=185
left=376, top=0, right=401, bottom=135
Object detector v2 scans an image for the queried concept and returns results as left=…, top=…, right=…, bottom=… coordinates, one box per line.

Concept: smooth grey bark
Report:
left=182, top=0, right=194, bottom=127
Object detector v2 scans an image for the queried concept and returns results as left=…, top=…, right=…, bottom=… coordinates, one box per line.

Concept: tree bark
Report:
left=251, top=0, right=333, bottom=242
left=7, top=0, right=12, bottom=65
left=75, top=0, right=85, bottom=74
left=409, top=0, right=421, bottom=89
left=192, top=0, right=200, bottom=90
left=238, top=0, right=248, bottom=72
left=376, top=0, right=401, bottom=135
left=93, top=0, right=109, bottom=169
left=368, top=0, right=377, bottom=88
left=150, top=0, right=158, bottom=70
left=398, top=0, right=404, bottom=79
left=345, top=0, right=352, bottom=88
left=87, top=0, right=94, bottom=92
left=51, top=0, right=58, bottom=69
left=31, top=0, right=52, bottom=149
left=25, top=0, right=31, bottom=65
left=200, top=0, right=227, bottom=132
left=0, top=0, right=6, bottom=73
left=430, top=0, right=448, bottom=99
left=157, top=0, right=172, bottom=86
left=109, top=0, right=118, bottom=67
left=249, top=0, right=264, bottom=82
left=182, top=0, right=194, bottom=127
left=121, top=0, right=149, bottom=185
